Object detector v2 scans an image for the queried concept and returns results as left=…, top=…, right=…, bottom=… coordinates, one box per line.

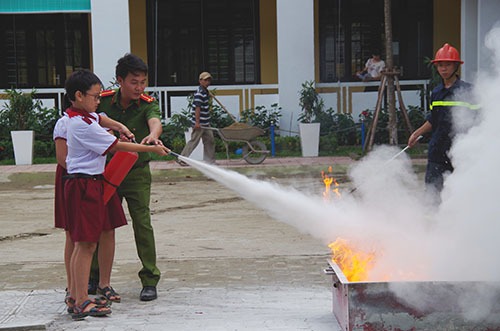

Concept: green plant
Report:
left=240, top=103, right=282, bottom=131
left=298, top=80, right=325, bottom=123
left=0, top=89, right=41, bottom=133
left=359, top=105, right=427, bottom=146
left=319, top=133, right=338, bottom=153
left=315, top=108, right=357, bottom=145
left=274, top=136, right=301, bottom=153
left=209, top=103, right=234, bottom=129
left=161, top=94, right=197, bottom=148
left=397, top=105, right=427, bottom=143
left=0, top=89, right=59, bottom=145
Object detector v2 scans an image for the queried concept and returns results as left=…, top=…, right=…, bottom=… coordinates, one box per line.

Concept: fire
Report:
left=328, top=238, right=376, bottom=282
left=321, top=166, right=341, bottom=200
left=322, top=167, right=376, bottom=282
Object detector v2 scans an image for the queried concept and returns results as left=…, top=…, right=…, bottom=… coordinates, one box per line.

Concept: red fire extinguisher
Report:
left=103, top=151, right=139, bottom=204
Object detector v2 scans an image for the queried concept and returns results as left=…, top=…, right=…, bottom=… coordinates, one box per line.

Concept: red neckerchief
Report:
left=66, top=107, right=98, bottom=124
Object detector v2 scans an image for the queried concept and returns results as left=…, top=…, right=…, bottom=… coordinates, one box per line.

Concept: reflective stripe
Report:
left=430, top=100, right=480, bottom=110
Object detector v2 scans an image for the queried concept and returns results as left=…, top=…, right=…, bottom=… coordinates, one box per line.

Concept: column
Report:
left=276, top=0, right=315, bottom=135
left=90, top=0, right=131, bottom=87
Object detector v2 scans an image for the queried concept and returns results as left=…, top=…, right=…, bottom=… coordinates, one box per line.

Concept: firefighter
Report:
left=408, top=43, right=479, bottom=197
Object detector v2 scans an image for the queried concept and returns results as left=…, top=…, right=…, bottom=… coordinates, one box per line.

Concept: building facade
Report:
left=1, top=0, right=498, bottom=134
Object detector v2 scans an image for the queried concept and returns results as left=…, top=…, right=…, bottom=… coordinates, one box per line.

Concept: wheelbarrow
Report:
left=206, top=92, right=269, bottom=164
left=206, top=122, right=269, bottom=164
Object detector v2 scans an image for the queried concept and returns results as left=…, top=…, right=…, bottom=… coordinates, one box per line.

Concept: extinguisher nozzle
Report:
left=169, top=151, right=181, bottom=158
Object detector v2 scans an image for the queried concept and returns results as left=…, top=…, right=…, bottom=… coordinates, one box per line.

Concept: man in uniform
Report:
left=96, top=53, right=163, bottom=301
left=408, top=43, right=478, bottom=200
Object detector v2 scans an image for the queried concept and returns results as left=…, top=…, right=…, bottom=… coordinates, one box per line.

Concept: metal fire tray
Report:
left=325, top=260, right=500, bottom=331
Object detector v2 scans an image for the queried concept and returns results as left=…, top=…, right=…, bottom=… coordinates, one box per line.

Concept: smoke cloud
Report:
left=178, top=25, right=500, bottom=322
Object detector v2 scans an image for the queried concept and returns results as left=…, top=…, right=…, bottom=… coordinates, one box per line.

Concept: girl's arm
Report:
left=111, top=141, right=171, bottom=156
left=55, top=139, right=68, bottom=168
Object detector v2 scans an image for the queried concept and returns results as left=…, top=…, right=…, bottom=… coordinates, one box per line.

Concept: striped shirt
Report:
left=191, top=85, right=211, bottom=127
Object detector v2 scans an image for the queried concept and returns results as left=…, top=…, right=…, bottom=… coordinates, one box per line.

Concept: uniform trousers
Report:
left=90, top=164, right=160, bottom=287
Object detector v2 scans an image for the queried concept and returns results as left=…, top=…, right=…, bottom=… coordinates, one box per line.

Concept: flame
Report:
left=322, top=168, right=376, bottom=282
left=328, top=238, right=376, bottom=282
left=321, top=166, right=341, bottom=200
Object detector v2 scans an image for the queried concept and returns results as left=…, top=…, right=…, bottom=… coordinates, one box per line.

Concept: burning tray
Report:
left=325, top=260, right=500, bottom=331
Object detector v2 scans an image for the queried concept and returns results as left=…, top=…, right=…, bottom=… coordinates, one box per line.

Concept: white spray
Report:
left=174, top=26, right=500, bottom=320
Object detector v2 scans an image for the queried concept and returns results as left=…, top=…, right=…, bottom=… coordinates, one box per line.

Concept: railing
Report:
left=0, top=79, right=429, bottom=121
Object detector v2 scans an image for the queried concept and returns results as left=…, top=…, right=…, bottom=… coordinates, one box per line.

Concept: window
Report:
left=319, top=0, right=432, bottom=82
left=0, top=13, right=90, bottom=88
left=147, top=0, right=259, bottom=86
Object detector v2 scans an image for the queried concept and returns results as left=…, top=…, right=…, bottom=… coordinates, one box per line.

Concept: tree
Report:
left=384, top=0, right=397, bottom=145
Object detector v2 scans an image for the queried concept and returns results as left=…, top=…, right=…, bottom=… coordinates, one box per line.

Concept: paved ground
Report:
left=0, top=156, right=426, bottom=331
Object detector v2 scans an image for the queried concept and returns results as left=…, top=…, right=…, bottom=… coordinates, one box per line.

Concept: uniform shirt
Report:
left=98, top=89, right=161, bottom=165
left=66, top=107, right=118, bottom=175
left=426, top=79, right=476, bottom=166
left=191, top=85, right=211, bottom=127
left=53, top=113, right=69, bottom=141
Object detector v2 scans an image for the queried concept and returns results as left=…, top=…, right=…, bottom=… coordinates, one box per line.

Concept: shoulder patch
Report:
left=140, top=93, right=155, bottom=103
left=100, top=90, right=116, bottom=98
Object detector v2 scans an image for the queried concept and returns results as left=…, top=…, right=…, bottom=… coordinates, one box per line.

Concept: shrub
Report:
left=0, top=89, right=59, bottom=136
left=359, top=105, right=427, bottom=145
left=317, top=109, right=357, bottom=145
left=0, top=89, right=40, bottom=134
left=0, top=139, right=13, bottom=161
left=298, top=80, right=325, bottom=123
left=275, top=136, right=300, bottom=153
left=34, top=140, right=55, bottom=158
left=319, top=133, right=338, bottom=153
left=240, top=103, right=282, bottom=131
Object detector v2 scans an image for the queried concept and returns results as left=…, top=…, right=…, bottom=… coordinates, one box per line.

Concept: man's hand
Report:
left=407, top=121, right=431, bottom=148
left=140, top=134, right=164, bottom=146
left=408, top=133, right=422, bottom=148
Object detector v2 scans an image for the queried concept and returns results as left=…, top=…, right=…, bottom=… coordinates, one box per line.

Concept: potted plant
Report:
left=298, top=80, right=324, bottom=157
left=1, top=89, right=40, bottom=165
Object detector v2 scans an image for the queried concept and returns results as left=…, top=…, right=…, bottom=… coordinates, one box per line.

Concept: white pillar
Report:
left=90, top=0, right=131, bottom=87
left=477, top=0, right=500, bottom=75
left=276, top=0, right=315, bottom=136
left=462, top=0, right=500, bottom=82
left=461, top=0, right=478, bottom=82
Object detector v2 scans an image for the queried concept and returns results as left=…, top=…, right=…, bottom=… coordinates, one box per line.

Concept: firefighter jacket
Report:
left=426, top=78, right=479, bottom=167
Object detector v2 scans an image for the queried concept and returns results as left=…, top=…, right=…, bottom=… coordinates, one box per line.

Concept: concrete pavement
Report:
left=0, top=156, right=426, bottom=331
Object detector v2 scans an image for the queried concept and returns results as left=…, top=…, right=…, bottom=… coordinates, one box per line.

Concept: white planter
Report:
left=299, top=122, right=320, bottom=157
left=11, top=130, right=34, bottom=165
left=184, top=128, right=204, bottom=161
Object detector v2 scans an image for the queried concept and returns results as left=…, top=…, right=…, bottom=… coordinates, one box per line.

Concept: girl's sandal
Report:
left=65, top=296, right=76, bottom=314
left=66, top=297, right=109, bottom=314
left=97, top=286, right=121, bottom=303
left=71, top=299, right=112, bottom=320
left=92, top=297, right=110, bottom=306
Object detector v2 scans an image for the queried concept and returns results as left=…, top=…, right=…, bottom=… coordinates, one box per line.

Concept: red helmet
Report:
left=431, top=43, right=463, bottom=64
